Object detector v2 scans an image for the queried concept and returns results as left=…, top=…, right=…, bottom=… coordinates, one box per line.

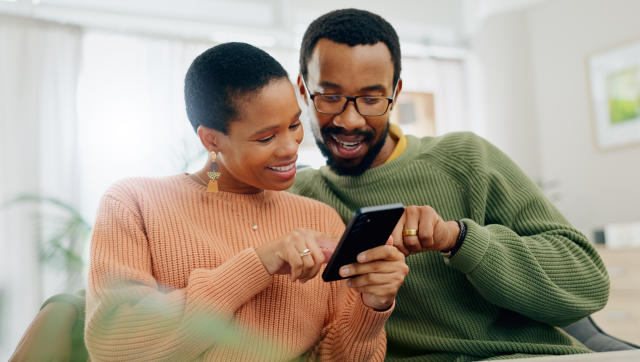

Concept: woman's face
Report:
left=215, top=78, right=303, bottom=193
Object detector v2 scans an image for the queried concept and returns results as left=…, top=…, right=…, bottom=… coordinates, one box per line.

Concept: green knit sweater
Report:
left=289, top=132, right=610, bottom=361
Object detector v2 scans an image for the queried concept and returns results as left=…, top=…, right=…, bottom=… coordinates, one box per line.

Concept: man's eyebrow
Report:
left=318, top=81, right=341, bottom=89
left=317, top=81, right=387, bottom=93
left=359, top=84, right=387, bottom=93
left=250, top=110, right=302, bottom=136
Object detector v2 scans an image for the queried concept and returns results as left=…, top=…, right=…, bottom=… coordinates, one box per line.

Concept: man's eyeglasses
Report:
left=301, top=77, right=399, bottom=117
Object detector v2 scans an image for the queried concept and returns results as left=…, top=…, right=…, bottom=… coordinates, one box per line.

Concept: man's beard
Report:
left=314, top=122, right=390, bottom=176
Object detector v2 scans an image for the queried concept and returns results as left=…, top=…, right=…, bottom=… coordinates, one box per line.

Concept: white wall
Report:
left=528, top=0, right=640, bottom=236
left=0, top=0, right=468, bottom=53
left=474, top=0, right=640, bottom=237
left=470, top=9, right=541, bottom=180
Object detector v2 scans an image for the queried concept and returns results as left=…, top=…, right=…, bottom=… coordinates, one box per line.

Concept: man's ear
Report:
left=390, top=78, right=403, bottom=111
left=296, top=74, right=309, bottom=105
left=196, top=125, right=223, bottom=153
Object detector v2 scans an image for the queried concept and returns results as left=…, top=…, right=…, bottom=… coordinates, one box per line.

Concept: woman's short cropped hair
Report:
left=185, top=42, right=289, bottom=134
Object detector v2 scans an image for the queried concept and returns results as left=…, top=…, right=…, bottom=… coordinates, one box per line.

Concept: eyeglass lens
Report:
left=314, top=95, right=390, bottom=116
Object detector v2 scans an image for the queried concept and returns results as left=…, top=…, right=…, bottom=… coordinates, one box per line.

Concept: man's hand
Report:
left=338, top=238, right=408, bottom=311
left=391, top=205, right=460, bottom=256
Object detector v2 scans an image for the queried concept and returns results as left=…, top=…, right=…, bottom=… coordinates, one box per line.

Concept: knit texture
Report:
left=290, top=132, right=610, bottom=361
left=85, top=174, right=390, bottom=361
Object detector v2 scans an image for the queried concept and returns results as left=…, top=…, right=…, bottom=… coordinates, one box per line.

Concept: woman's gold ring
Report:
left=300, top=248, right=312, bottom=257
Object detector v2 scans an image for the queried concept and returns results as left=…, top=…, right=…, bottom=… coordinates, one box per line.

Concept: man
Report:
left=289, top=8, right=610, bottom=361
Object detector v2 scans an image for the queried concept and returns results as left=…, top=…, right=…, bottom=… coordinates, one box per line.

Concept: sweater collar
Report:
left=384, top=123, right=408, bottom=164
left=181, top=173, right=277, bottom=205
left=319, top=135, right=421, bottom=188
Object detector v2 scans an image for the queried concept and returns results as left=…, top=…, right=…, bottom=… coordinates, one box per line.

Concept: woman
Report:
left=79, top=42, right=407, bottom=361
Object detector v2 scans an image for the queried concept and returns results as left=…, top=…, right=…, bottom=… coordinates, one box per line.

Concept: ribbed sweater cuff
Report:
left=446, top=219, right=490, bottom=274
left=187, top=248, right=273, bottom=315
left=353, top=298, right=394, bottom=339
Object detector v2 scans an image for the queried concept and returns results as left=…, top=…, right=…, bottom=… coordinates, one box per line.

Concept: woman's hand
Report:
left=255, top=229, right=336, bottom=282
left=9, top=302, right=77, bottom=362
left=338, top=238, right=409, bottom=311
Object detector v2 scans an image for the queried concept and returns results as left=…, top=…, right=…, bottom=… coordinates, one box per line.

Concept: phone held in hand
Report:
left=322, top=203, right=404, bottom=282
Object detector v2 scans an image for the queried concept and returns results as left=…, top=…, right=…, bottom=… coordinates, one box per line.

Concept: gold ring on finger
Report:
left=402, top=229, right=418, bottom=236
left=300, top=248, right=312, bottom=257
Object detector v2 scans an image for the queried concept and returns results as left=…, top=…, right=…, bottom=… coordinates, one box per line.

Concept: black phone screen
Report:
left=322, top=203, right=404, bottom=282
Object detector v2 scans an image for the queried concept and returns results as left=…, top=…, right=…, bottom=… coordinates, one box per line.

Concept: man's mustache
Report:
left=321, top=127, right=375, bottom=141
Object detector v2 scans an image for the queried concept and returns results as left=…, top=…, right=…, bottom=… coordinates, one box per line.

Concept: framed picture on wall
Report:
left=388, top=92, right=435, bottom=137
left=587, top=40, right=640, bottom=149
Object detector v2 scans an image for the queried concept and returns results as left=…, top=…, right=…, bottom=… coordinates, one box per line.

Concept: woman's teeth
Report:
left=269, top=163, right=295, bottom=171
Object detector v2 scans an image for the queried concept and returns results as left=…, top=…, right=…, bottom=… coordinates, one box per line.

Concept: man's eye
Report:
left=320, top=95, right=343, bottom=103
left=361, top=97, right=383, bottom=104
left=256, top=135, right=275, bottom=143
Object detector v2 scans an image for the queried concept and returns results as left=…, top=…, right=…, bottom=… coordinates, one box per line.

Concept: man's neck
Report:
left=369, top=133, right=397, bottom=169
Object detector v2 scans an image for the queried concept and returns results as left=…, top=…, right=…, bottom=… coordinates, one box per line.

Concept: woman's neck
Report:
left=195, top=160, right=263, bottom=194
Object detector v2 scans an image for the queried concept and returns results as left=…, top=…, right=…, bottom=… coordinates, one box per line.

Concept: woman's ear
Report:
left=196, top=125, right=223, bottom=153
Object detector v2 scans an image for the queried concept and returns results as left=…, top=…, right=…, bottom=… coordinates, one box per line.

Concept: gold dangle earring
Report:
left=206, top=151, right=221, bottom=193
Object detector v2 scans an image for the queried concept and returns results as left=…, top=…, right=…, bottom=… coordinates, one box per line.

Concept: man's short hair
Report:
left=299, top=8, right=401, bottom=85
left=185, top=42, right=288, bottom=134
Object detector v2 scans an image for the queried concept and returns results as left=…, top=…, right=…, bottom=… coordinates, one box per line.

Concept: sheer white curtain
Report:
left=76, top=31, right=213, bottom=222
left=0, top=15, right=81, bottom=359
left=1, top=25, right=215, bottom=358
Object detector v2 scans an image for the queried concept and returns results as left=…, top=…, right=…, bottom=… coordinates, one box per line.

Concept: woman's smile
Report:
left=266, top=158, right=297, bottom=180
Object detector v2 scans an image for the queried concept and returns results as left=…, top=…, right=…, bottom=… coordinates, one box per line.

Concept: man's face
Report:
left=299, top=39, right=401, bottom=176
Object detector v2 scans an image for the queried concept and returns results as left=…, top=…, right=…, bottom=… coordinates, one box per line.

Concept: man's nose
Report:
left=331, top=101, right=366, bottom=131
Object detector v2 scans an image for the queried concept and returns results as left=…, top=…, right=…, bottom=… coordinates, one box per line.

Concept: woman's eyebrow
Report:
left=250, top=110, right=301, bottom=136
left=251, top=124, right=279, bottom=136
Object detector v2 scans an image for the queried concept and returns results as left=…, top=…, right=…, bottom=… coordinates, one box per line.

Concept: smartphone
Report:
left=322, top=203, right=404, bottom=282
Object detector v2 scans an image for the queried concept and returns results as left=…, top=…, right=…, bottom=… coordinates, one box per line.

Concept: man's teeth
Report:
left=331, top=135, right=362, bottom=149
left=269, top=163, right=295, bottom=171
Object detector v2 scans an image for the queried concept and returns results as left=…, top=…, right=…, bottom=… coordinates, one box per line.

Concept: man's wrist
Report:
left=442, top=220, right=466, bottom=258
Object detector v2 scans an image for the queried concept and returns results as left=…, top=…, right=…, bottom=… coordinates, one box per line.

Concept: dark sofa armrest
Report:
left=563, top=316, right=639, bottom=352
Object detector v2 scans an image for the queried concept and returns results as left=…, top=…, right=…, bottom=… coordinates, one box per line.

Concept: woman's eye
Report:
left=289, top=122, right=301, bottom=130
left=256, top=135, right=275, bottom=143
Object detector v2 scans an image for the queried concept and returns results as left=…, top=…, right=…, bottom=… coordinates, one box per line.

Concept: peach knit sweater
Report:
left=85, top=174, right=390, bottom=361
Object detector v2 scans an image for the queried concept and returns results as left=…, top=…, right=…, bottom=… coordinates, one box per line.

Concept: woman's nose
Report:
left=277, top=130, right=301, bottom=157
